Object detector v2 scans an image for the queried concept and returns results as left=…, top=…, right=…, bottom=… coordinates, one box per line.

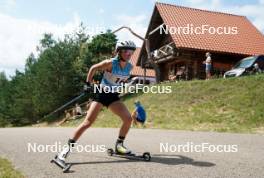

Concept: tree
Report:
left=0, top=25, right=117, bottom=126
left=0, top=72, right=10, bottom=126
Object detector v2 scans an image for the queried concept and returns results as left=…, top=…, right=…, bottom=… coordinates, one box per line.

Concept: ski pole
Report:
left=44, top=92, right=85, bottom=119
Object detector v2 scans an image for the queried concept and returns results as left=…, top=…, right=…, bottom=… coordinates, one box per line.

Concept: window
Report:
left=233, top=56, right=256, bottom=69
left=256, top=56, right=264, bottom=69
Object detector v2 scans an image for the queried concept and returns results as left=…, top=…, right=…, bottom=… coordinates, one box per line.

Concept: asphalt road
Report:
left=0, top=127, right=263, bottom=178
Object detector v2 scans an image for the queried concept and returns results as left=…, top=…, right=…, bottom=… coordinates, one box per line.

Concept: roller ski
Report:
left=50, top=154, right=72, bottom=173
left=107, top=139, right=151, bottom=161
left=50, top=139, right=75, bottom=173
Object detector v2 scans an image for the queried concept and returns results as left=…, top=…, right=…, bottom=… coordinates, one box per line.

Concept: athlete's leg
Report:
left=131, top=109, right=138, bottom=126
left=108, top=101, right=133, bottom=154
left=109, top=101, right=132, bottom=137
left=72, top=101, right=103, bottom=141
left=57, top=101, right=102, bottom=160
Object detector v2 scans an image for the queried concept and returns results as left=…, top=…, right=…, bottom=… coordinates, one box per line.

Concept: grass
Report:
left=0, top=157, right=24, bottom=178
left=60, top=74, right=264, bottom=133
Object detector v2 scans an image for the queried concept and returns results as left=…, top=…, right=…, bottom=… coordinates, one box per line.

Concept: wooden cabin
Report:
left=137, top=2, right=264, bottom=81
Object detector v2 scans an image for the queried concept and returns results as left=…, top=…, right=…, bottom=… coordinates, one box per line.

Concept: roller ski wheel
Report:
left=50, top=154, right=72, bottom=173
left=107, top=148, right=114, bottom=156
left=142, top=152, right=151, bottom=161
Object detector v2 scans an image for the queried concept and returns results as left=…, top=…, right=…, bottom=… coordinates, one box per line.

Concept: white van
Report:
left=224, top=55, right=264, bottom=78
left=127, top=76, right=156, bottom=86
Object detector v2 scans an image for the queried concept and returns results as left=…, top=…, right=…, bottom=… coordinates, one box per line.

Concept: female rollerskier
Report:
left=56, top=40, right=137, bottom=162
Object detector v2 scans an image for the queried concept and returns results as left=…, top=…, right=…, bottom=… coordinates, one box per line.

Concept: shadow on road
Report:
left=70, top=154, right=215, bottom=167
left=151, top=154, right=215, bottom=167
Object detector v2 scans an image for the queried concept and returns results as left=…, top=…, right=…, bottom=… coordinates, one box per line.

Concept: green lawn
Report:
left=0, top=157, right=24, bottom=178
left=61, top=74, right=264, bottom=133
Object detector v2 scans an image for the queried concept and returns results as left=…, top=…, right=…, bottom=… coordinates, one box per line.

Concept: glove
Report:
left=83, top=81, right=93, bottom=93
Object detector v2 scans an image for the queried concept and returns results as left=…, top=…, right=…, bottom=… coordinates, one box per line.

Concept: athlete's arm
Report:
left=86, top=59, right=112, bottom=83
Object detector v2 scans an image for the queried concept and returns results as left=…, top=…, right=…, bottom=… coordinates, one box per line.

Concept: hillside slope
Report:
left=62, top=74, right=264, bottom=133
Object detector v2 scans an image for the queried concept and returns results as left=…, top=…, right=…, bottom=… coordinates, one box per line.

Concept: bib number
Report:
left=115, top=77, right=127, bottom=84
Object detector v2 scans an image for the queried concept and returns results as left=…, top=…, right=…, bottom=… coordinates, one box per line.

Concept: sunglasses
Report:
left=121, top=49, right=134, bottom=54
